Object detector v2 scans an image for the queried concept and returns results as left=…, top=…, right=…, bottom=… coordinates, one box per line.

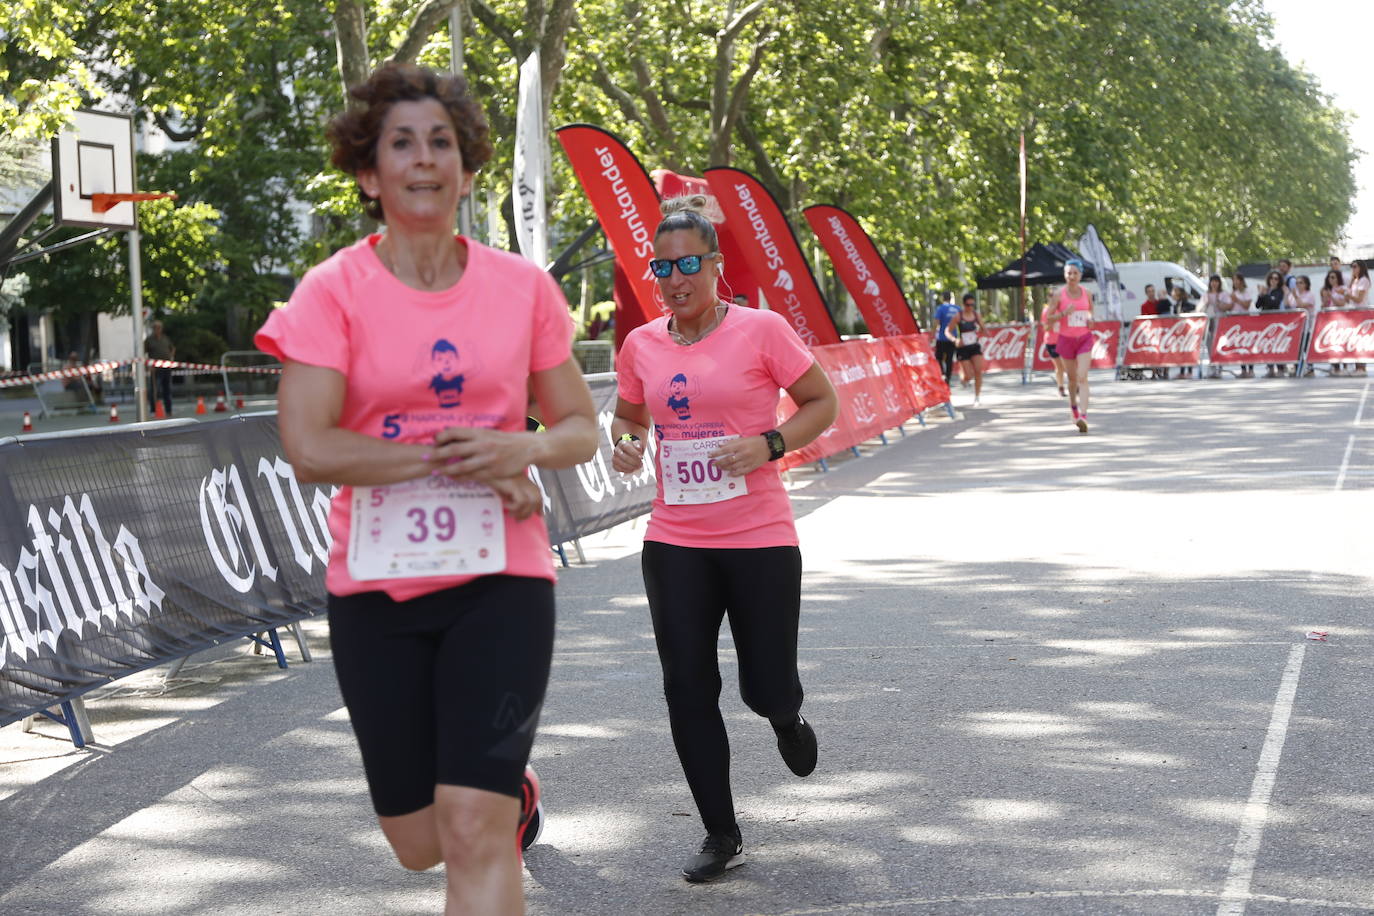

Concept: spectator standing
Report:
left=1287, top=276, right=1319, bottom=376
left=1285, top=274, right=1318, bottom=317
left=144, top=319, right=175, bottom=416
left=933, top=291, right=961, bottom=383
left=1170, top=286, right=1197, bottom=377
left=1321, top=268, right=1347, bottom=374
left=1255, top=270, right=1286, bottom=377
left=1138, top=284, right=1168, bottom=378
left=1226, top=273, right=1256, bottom=378
left=1342, top=261, right=1369, bottom=376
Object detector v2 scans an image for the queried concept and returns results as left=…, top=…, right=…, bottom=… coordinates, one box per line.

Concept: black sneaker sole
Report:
left=682, top=853, right=744, bottom=883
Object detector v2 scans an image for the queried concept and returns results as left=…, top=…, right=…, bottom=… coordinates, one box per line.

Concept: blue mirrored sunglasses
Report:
left=649, top=253, right=716, bottom=278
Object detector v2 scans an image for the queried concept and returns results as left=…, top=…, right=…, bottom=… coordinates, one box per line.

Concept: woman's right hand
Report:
left=611, top=437, right=645, bottom=474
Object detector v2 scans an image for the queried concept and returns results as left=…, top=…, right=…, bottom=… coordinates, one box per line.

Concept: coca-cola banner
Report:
left=556, top=124, right=663, bottom=326
left=1032, top=322, right=1122, bottom=370
left=1306, top=309, right=1374, bottom=363
left=803, top=204, right=921, bottom=337
left=704, top=167, right=841, bottom=347
left=1210, top=313, right=1307, bottom=365
left=1122, top=315, right=1208, bottom=368
left=978, top=323, right=1034, bottom=372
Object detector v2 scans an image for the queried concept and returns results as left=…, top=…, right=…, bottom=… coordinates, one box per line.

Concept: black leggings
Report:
left=328, top=575, right=554, bottom=817
left=641, top=541, right=804, bottom=835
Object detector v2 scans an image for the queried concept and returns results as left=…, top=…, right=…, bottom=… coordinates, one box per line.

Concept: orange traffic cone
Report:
left=21, top=411, right=32, bottom=432
left=109, top=404, right=120, bottom=423
left=195, top=396, right=206, bottom=415
left=214, top=391, right=227, bottom=412
left=234, top=395, right=245, bottom=409
left=154, top=400, right=166, bottom=419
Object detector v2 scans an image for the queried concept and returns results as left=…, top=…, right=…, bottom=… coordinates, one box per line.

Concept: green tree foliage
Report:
left=5, top=0, right=1359, bottom=340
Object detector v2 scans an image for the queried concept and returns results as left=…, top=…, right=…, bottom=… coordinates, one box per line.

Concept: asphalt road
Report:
left=1, top=371, right=1370, bottom=915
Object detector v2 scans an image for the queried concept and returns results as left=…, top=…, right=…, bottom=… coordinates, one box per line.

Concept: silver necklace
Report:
left=669, top=303, right=728, bottom=346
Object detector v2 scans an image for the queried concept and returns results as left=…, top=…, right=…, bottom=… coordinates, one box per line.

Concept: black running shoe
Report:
left=682, top=830, right=744, bottom=883
left=518, top=765, right=544, bottom=854
left=776, top=714, right=818, bottom=777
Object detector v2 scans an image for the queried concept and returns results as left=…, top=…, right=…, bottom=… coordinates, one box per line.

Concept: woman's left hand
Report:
left=431, top=426, right=536, bottom=480
left=708, top=434, right=771, bottom=478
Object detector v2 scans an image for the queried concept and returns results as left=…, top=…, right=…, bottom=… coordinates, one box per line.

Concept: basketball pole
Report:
left=129, top=129, right=149, bottom=423
left=129, top=226, right=148, bottom=422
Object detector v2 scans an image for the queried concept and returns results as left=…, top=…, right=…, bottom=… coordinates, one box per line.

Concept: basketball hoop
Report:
left=91, top=192, right=178, bottom=213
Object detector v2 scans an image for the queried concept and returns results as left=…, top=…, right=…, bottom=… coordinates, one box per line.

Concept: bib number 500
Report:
left=676, top=459, right=723, bottom=484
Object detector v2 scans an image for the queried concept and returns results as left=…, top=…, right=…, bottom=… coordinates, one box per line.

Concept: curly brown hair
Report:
left=325, top=61, right=493, bottom=221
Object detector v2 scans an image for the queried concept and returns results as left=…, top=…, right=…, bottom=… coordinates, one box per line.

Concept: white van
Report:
left=1086, top=261, right=1208, bottom=321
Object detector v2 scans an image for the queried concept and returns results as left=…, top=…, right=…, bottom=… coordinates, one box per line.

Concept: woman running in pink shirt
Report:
left=256, top=62, right=597, bottom=914
left=611, top=195, right=838, bottom=884
left=1049, top=258, right=1096, bottom=432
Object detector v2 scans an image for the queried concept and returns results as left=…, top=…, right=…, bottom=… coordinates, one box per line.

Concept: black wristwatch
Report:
left=763, top=429, right=786, bottom=461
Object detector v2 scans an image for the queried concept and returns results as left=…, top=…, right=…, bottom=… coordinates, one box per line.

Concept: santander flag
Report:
left=556, top=124, right=662, bottom=325
left=704, top=167, right=840, bottom=346
left=804, top=204, right=919, bottom=336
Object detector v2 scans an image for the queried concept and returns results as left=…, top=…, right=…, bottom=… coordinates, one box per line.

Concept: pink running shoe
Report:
left=518, top=765, right=544, bottom=855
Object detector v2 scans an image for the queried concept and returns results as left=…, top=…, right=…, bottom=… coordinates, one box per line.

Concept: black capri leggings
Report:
left=328, top=575, right=555, bottom=817
left=641, top=541, right=804, bottom=835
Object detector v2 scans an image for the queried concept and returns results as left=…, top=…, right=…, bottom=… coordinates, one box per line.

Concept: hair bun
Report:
left=660, top=193, right=711, bottom=218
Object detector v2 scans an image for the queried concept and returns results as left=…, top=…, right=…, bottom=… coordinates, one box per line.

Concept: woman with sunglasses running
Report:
left=610, top=195, right=838, bottom=884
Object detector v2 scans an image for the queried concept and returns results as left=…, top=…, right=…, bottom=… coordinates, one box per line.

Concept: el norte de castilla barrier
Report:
left=0, top=335, right=949, bottom=732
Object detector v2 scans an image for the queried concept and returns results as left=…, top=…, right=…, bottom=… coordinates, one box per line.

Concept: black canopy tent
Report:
left=976, top=242, right=1098, bottom=289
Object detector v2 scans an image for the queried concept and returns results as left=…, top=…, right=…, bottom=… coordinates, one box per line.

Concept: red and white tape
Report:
left=0, top=361, right=122, bottom=390
left=0, top=357, right=282, bottom=389
left=145, top=359, right=282, bottom=374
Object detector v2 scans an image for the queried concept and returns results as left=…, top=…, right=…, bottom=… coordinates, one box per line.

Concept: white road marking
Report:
left=1216, top=643, right=1307, bottom=916
left=1334, top=379, right=1370, bottom=490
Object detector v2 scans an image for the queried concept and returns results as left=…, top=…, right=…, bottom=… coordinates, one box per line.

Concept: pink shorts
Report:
left=1057, top=332, right=1094, bottom=359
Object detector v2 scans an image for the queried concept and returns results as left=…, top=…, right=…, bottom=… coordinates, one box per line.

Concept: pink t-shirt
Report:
left=254, top=234, right=573, bottom=600
left=617, top=305, right=815, bottom=549
left=1053, top=286, right=1092, bottom=338
left=1038, top=303, right=1059, bottom=345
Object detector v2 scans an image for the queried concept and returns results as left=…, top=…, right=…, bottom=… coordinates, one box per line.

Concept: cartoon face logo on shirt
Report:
left=428, top=339, right=466, bottom=408
left=658, top=372, right=701, bottom=421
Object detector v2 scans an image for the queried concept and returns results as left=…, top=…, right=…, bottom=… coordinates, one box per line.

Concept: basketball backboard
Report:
left=52, top=110, right=136, bottom=231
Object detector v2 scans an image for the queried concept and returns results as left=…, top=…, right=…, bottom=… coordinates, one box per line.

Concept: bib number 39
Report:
left=348, top=477, right=506, bottom=580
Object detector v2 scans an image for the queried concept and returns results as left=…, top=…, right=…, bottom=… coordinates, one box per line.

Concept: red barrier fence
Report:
left=1123, top=315, right=1208, bottom=368
left=778, top=333, right=950, bottom=471
left=1306, top=309, right=1374, bottom=363
left=1210, top=313, right=1306, bottom=366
